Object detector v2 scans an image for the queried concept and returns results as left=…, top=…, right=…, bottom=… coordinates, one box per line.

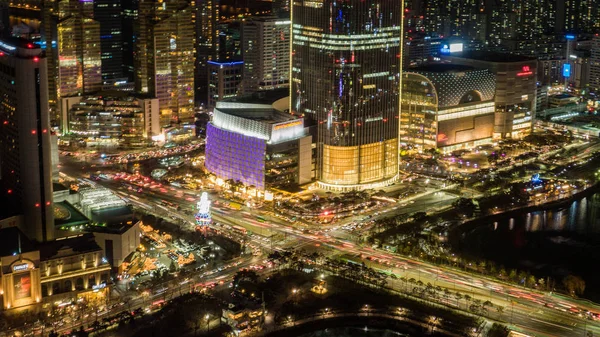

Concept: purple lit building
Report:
left=205, top=89, right=312, bottom=192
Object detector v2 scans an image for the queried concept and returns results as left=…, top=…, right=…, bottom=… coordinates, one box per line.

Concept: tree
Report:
left=562, top=275, right=586, bottom=297
left=455, top=292, right=463, bottom=307
left=538, top=278, right=546, bottom=290
left=508, top=269, right=517, bottom=281
left=526, top=275, right=537, bottom=288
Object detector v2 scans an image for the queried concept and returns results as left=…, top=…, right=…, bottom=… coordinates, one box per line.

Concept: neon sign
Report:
left=517, top=65, right=533, bottom=77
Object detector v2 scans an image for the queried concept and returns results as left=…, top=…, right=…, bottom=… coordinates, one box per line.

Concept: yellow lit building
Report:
left=0, top=227, right=111, bottom=311
left=135, top=0, right=195, bottom=125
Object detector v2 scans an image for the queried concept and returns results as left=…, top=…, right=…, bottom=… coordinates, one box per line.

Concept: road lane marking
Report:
left=529, top=318, right=573, bottom=330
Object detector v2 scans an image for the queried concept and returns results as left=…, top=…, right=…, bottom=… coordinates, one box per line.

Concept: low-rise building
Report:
left=205, top=89, right=312, bottom=193
left=0, top=227, right=112, bottom=311
left=441, top=51, right=537, bottom=139
left=222, top=302, right=265, bottom=335
left=548, top=94, right=580, bottom=108
left=61, top=92, right=160, bottom=147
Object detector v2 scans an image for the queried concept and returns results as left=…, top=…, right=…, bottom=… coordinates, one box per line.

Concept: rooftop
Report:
left=38, top=234, right=102, bottom=260
left=0, top=227, right=36, bottom=257
left=551, top=94, right=577, bottom=99
left=0, top=37, right=40, bottom=50
left=54, top=201, right=90, bottom=228
left=90, top=205, right=134, bottom=226
left=409, top=63, right=477, bottom=73
left=445, top=51, right=536, bottom=63
left=221, top=88, right=289, bottom=105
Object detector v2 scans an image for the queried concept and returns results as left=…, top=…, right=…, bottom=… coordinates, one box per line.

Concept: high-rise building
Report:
left=590, top=35, right=600, bottom=94
left=207, top=60, right=243, bottom=109
left=242, top=17, right=290, bottom=94
left=94, top=0, right=123, bottom=81
left=121, top=0, right=138, bottom=82
left=35, top=0, right=103, bottom=129
left=194, top=0, right=219, bottom=106
left=291, top=0, right=402, bottom=191
left=56, top=16, right=102, bottom=97
left=0, top=38, right=54, bottom=242
left=135, top=0, right=195, bottom=125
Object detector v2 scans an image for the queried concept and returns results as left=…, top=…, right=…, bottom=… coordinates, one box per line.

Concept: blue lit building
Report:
left=205, top=89, right=312, bottom=192
left=207, top=60, right=244, bottom=110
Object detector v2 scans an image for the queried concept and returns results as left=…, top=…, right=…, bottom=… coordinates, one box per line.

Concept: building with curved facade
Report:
left=205, top=90, right=312, bottom=192
left=291, top=0, right=403, bottom=191
left=401, top=64, right=496, bottom=152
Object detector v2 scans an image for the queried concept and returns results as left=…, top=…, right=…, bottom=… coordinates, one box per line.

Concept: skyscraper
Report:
left=94, top=0, right=123, bottom=81
left=194, top=0, right=218, bottom=106
left=291, top=0, right=402, bottom=190
left=242, top=17, right=290, bottom=94
left=0, top=38, right=54, bottom=242
left=135, top=0, right=195, bottom=125
left=590, top=35, right=600, bottom=94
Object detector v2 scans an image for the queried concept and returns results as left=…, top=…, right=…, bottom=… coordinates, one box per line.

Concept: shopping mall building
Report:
left=400, top=64, right=497, bottom=152
left=205, top=89, right=312, bottom=194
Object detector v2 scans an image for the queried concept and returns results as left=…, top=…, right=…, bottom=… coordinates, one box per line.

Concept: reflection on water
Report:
left=297, top=327, right=410, bottom=337
left=496, top=193, right=600, bottom=233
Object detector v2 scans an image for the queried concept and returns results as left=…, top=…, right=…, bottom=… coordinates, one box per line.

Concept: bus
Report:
left=231, top=225, right=247, bottom=235
left=229, top=202, right=242, bottom=210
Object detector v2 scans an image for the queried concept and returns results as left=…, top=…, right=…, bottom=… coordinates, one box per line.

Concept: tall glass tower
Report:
left=291, top=0, right=403, bottom=190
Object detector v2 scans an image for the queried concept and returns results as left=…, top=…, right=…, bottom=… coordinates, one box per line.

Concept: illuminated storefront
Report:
left=0, top=227, right=111, bottom=311
left=401, top=65, right=496, bottom=153
left=291, top=0, right=403, bottom=190
left=441, top=52, right=537, bottom=139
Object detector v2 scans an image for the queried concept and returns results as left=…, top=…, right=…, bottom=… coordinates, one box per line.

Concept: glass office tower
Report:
left=291, top=0, right=402, bottom=190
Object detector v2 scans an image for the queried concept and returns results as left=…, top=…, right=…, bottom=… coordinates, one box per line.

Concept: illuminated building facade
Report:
left=0, top=38, right=54, bottom=243
left=135, top=0, right=195, bottom=125
left=55, top=0, right=102, bottom=104
left=194, top=0, right=219, bottom=106
left=401, top=65, right=496, bottom=152
left=242, top=17, right=290, bottom=93
left=0, top=227, right=111, bottom=311
left=291, top=0, right=402, bottom=191
left=205, top=90, right=312, bottom=191
left=442, top=52, right=537, bottom=139
left=63, top=93, right=160, bottom=147
left=591, top=36, right=600, bottom=94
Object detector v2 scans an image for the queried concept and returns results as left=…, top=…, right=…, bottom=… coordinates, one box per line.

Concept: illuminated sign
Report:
left=565, top=34, right=576, bottom=40
left=517, top=65, right=533, bottom=77
left=12, top=263, right=29, bottom=272
left=274, top=120, right=302, bottom=130
left=449, top=43, right=463, bottom=53
left=93, top=283, right=106, bottom=292
left=0, top=42, right=16, bottom=52
left=562, top=64, right=571, bottom=78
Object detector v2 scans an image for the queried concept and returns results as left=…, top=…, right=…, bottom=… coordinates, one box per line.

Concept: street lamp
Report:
left=205, top=313, right=211, bottom=332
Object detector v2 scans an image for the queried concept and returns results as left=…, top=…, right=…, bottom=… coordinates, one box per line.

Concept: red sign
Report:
left=517, top=65, right=533, bottom=77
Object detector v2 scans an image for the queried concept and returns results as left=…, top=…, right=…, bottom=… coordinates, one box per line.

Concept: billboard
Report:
left=563, top=64, right=571, bottom=78
left=13, top=273, right=32, bottom=300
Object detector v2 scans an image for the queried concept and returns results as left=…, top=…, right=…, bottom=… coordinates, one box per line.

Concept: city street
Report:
left=55, top=155, right=600, bottom=337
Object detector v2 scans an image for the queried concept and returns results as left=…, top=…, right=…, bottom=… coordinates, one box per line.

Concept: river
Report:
left=455, top=192, right=600, bottom=301
left=297, top=327, right=411, bottom=337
